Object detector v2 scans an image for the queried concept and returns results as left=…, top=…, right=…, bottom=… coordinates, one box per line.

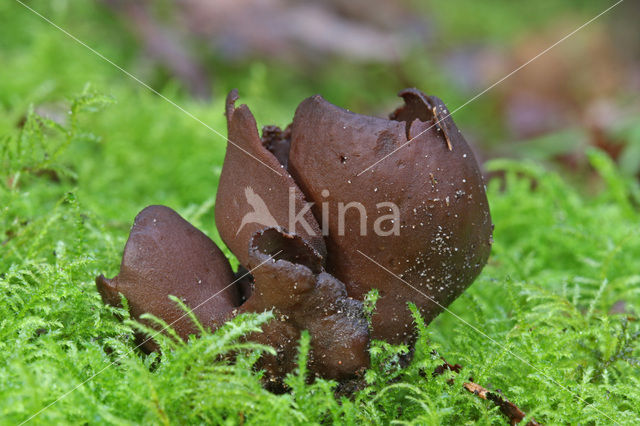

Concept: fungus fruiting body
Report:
left=97, top=88, right=492, bottom=383
left=287, top=89, right=492, bottom=344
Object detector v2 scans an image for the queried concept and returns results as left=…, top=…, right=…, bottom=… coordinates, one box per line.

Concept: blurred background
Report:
left=1, top=0, right=639, bottom=219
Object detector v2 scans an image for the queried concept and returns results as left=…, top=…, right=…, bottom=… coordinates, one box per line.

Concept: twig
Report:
left=463, top=382, right=540, bottom=426
left=431, top=355, right=540, bottom=425
left=431, top=106, right=453, bottom=151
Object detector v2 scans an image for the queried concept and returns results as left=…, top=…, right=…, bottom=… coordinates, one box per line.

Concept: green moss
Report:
left=2, top=82, right=638, bottom=426
left=1, top=2, right=639, bottom=424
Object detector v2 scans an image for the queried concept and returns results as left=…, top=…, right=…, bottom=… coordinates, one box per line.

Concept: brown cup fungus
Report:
left=96, top=205, right=238, bottom=353
left=97, top=88, right=492, bottom=384
left=287, top=89, right=492, bottom=344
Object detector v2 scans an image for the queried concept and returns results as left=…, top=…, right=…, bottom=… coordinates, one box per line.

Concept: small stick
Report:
left=431, top=106, right=453, bottom=151
left=463, top=381, right=540, bottom=426
left=431, top=355, right=540, bottom=425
